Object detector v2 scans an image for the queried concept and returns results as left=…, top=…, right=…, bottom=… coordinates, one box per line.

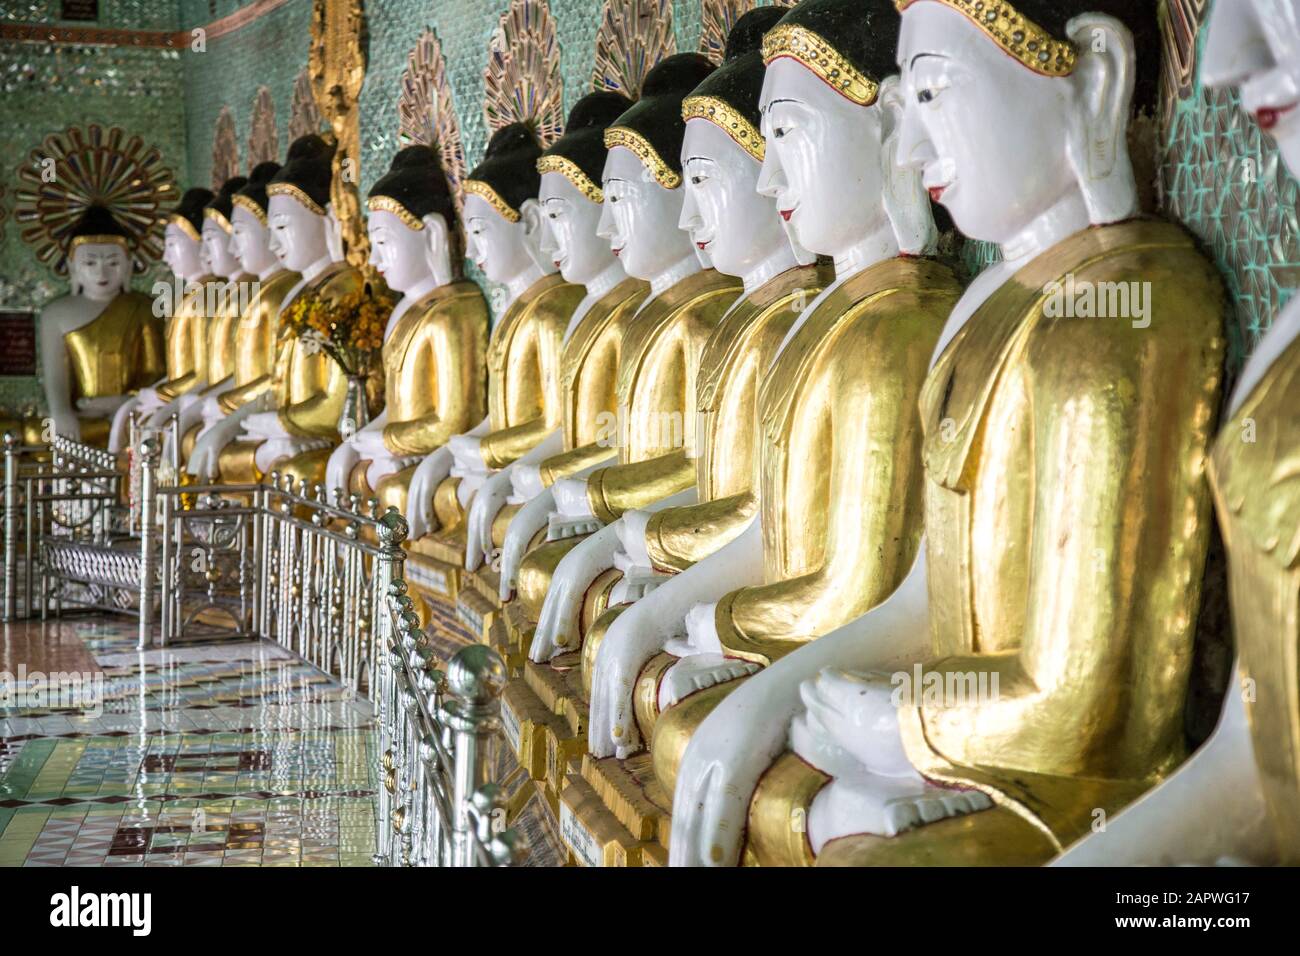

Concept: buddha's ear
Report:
left=877, top=75, right=937, bottom=257
left=1064, top=13, right=1139, bottom=224
left=517, top=198, right=550, bottom=273
left=422, top=213, right=453, bottom=285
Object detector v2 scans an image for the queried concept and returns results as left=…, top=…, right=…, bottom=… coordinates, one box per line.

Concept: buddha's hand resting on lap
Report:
left=448, top=433, right=486, bottom=476
left=528, top=521, right=621, bottom=662
left=466, top=465, right=514, bottom=571
left=240, top=410, right=284, bottom=439
left=405, top=445, right=453, bottom=540
left=552, top=476, right=595, bottom=520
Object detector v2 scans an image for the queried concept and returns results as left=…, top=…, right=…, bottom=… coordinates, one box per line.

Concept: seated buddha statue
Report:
left=669, top=0, right=1227, bottom=868
left=108, top=187, right=217, bottom=453
left=216, top=135, right=366, bottom=487
left=400, top=123, right=584, bottom=543
left=322, top=145, right=489, bottom=502
left=1056, top=0, right=1300, bottom=867
left=165, top=176, right=250, bottom=461
left=569, top=0, right=956, bottom=777
left=509, top=54, right=743, bottom=642
left=464, top=91, right=649, bottom=580
left=187, top=163, right=301, bottom=481
left=36, top=205, right=164, bottom=447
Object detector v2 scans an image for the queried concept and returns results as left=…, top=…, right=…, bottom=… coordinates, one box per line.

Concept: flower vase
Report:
left=339, top=374, right=371, bottom=441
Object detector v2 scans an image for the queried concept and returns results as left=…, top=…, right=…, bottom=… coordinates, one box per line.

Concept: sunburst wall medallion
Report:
left=398, top=28, right=468, bottom=201
left=14, top=124, right=176, bottom=273
left=211, top=107, right=240, bottom=189
left=592, top=0, right=677, bottom=97
left=700, top=0, right=792, bottom=64
left=247, top=86, right=279, bottom=169
left=288, top=66, right=326, bottom=142
left=484, top=0, right=565, bottom=148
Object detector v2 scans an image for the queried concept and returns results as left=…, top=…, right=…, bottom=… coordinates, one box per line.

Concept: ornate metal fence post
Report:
left=137, top=437, right=160, bottom=650
left=444, top=645, right=508, bottom=867
left=3, top=432, right=18, bottom=622
left=372, top=508, right=408, bottom=864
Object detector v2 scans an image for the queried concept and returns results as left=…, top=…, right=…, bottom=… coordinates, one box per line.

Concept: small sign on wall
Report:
left=60, top=0, right=99, bottom=22
left=0, top=312, right=38, bottom=376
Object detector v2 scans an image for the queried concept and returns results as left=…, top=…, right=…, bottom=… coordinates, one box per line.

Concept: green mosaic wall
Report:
left=0, top=1, right=187, bottom=413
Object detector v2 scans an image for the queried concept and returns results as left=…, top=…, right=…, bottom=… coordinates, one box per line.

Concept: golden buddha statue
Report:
left=322, top=145, right=489, bottom=505
left=36, top=204, right=165, bottom=448
left=1055, top=0, right=1300, bottom=868
left=215, top=135, right=366, bottom=487
left=667, top=0, right=1227, bottom=869
left=187, top=164, right=300, bottom=481
left=398, top=122, right=585, bottom=552
left=107, top=186, right=222, bottom=453
left=508, top=54, right=743, bottom=650
left=461, top=91, right=649, bottom=582
left=533, top=5, right=960, bottom=865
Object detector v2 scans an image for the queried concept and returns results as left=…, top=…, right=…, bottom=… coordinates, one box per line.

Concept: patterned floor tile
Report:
left=1, top=616, right=377, bottom=867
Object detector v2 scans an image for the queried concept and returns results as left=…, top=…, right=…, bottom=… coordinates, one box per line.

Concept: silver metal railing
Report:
left=372, top=511, right=527, bottom=867
left=3, top=425, right=523, bottom=867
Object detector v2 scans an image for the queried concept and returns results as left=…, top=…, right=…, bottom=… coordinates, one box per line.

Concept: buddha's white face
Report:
left=367, top=209, right=431, bottom=294
left=229, top=205, right=278, bottom=276
left=680, top=119, right=787, bottom=279
left=538, top=171, right=617, bottom=286
left=464, top=193, right=534, bottom=284
left=896, top=3, right=1076, bottom=245
left=201, top=218, right=241, bottom=278
left=266, top=193, right=330, bottom=272
left=1204, top=0, right=1300, bottom=176
left=597, top=146, right=689, bottom=280
left=757, top=58, right=886, bottom=257
left=163, top=223, right=204, bottom=280
left=69, top=242, right=129, bottom=301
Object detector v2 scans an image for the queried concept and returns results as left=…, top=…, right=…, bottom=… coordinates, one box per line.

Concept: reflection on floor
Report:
left=0, top=615, right=376, bottom=867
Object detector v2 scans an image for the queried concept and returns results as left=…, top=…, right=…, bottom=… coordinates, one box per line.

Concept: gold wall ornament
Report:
left=761, top=23, right=879, bottom=105
left=247, top=85, right=279, bottom=170
left=682, top=94, right=764, bottom=162
left=592, top=0, right=677, bottom=98
left=288, top=65, right=326, bottom=142
left=212, top=106, right=241, bottom=190
left=894, top=0, right=1077, bottom=77
left=14, top=124, right=177, bottom=273
left=309, top=0, right=370, bottom=271
left=396, top=27, right=468, bottom=263
left=484, top=0, right=565, bottom=147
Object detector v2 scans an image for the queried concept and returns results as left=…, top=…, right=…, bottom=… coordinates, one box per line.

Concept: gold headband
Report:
left=167, top=213, right=202, bottom=242
left=762, top=24, right=879, bottom=106
left=69, top=234, right=129, bottom=253
left=603, top=127, right=682, bottom=189
left=367, top=195, right=426, bottom=230
left=203, top=207, right=234, bottom=233
left=462, top=180, right=521, bottom=223
left=536, top=155, right=604, bottom=204
left=682, top=95, right=765, bottom=163
left=231, top=193, right=268, bottom=225
left=266, top=181, right=328, bottom=216
left=894, top=0, right=1077, bottom=77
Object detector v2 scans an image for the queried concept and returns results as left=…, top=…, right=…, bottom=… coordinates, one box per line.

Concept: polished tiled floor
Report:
left=0, top=616, right=377, bottom=866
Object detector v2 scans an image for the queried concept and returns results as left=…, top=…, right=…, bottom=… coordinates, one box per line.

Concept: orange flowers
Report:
left=283, top=282, right=396, bottom=377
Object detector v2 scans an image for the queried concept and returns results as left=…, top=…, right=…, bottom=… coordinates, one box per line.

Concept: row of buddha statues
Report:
left=30, top=0, right=1300, bottom=867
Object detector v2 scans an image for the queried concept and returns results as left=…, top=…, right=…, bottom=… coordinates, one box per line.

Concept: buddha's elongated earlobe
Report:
left=877, top=75, right=938, bottom=256
left=1064, top=13, right=1139, bottom=225
left=518, top=198, right=550, bottom=274
left=422, top=213, right=453, bottom=286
